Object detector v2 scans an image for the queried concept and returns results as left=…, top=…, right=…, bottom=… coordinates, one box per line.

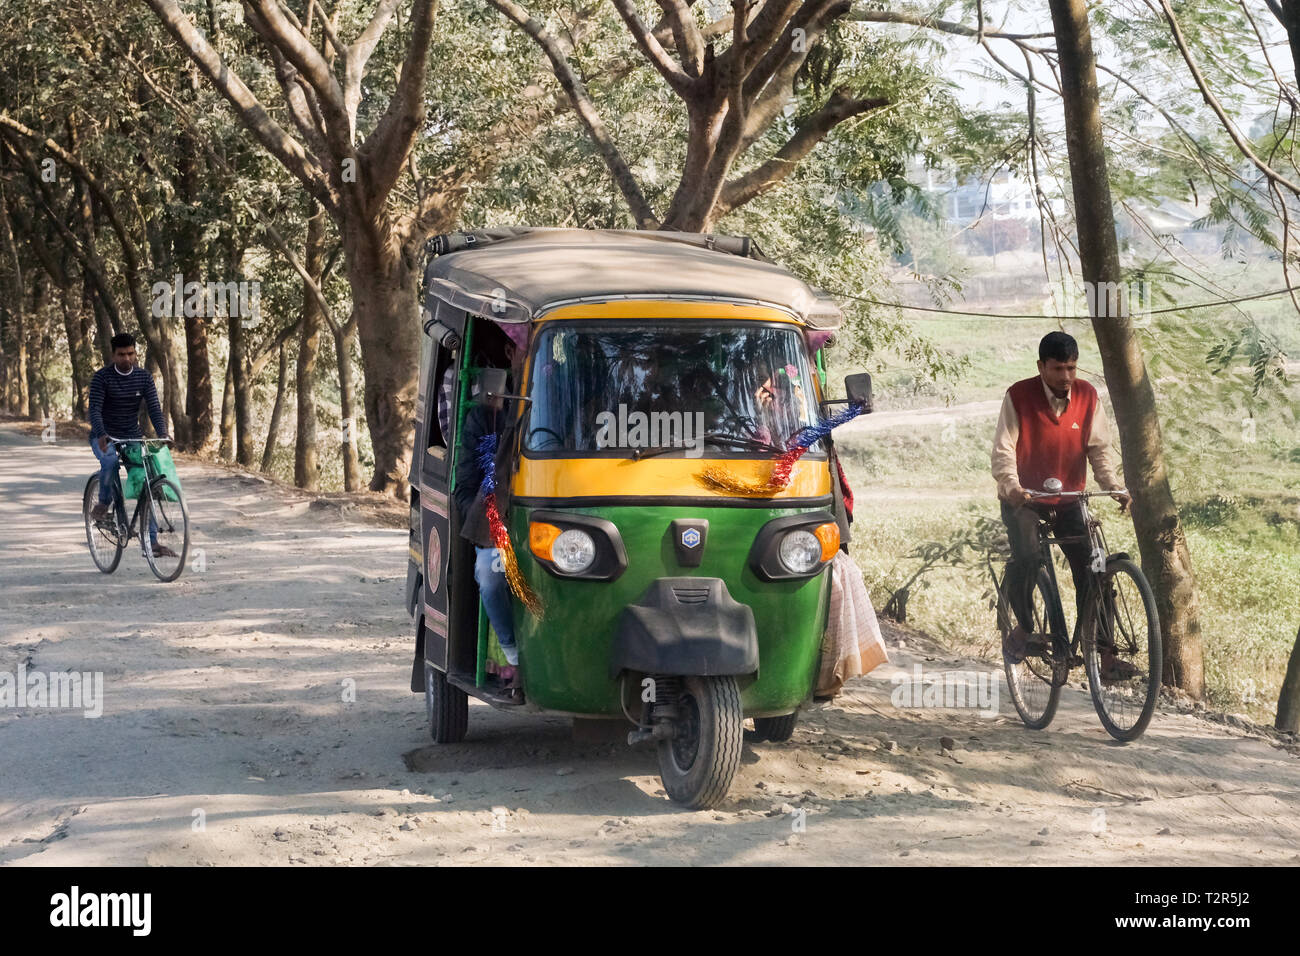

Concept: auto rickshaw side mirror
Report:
left=844, top=372, right=873, bottom=413
left=472, top=368, right=508, bottom=410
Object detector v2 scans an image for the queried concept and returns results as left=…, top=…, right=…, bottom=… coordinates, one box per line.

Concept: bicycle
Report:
left=83, top=437, right=190, bottom=583
left=988, top=477, right=1162, bottom=742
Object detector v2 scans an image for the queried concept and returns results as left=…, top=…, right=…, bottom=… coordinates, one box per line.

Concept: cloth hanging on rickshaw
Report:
left=817, top=551, right=889, bottom=697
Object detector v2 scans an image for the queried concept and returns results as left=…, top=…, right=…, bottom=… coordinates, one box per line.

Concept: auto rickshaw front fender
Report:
left=610, top=577, right=758, bottom=678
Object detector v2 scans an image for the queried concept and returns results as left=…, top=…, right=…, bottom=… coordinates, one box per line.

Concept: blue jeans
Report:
left=475, top=546, right=518, bottom=666
left=90, top=437, right=157, bottom=541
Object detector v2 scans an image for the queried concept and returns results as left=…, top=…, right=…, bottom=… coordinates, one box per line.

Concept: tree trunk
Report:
left=27, top=271, right=51, bottom=420
left=219, top=359, right=235, bottom=460
left=227, top=313, right=254, bottom=467
left=84, top=271, right=114, bottom=365
left=1050, top=0, right=1205, bottom=696
left=295, top=205, right=326, bottom=490
left=1276, top=2, right=1300, bottom=83
left=0, top=189, right=31, bottom=419
left=261, top=341, right=288, bottom=473
left=1278, top=625, right=1300, bottom=734
left=175, top=133, right=213, bottom=453
left=340, top=226, right=418, bottom=497
left=62, top=281, right=91, bottom=419
left=332, top=320, right=363, bottom=493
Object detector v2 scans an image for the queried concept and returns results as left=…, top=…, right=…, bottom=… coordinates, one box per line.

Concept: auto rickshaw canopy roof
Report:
left=423, top=227, right=843, bottom=329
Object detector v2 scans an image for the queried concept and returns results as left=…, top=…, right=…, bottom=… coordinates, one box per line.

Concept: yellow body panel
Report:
left=513, top=455, right=831, bottom=500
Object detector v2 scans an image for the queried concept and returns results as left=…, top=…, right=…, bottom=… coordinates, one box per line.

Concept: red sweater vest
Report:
left=1009, top=376, right=1097, bottom=499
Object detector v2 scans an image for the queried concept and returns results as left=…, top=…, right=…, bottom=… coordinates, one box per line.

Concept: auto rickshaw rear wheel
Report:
left=656, top=675, right=742, bottom=810
left=425, top=659, right=468, bottom=743
left=751, top=711, right=798, bottom=742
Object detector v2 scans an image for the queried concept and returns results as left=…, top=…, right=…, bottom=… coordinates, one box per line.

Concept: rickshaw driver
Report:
left=452, top=333, right=523, bottom=687
left=753, top=363, right=808, bottom=446
left=992, top=331, right=1131, bottom=675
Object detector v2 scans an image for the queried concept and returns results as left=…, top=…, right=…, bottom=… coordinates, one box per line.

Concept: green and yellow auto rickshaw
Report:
left=404, top=227, right=872, bottom=808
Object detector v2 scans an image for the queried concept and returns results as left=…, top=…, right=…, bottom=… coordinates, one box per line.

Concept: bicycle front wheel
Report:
left=1002, top=567, right=1065, bottom=730
left=1083, top=557, right=1162, bottom=742
left=141, top=478, right=189, bottom=583
left=84, top=474, right=124, bottom=574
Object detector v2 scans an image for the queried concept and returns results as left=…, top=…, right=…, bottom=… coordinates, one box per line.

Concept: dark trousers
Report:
left=1000, top=499, right=1092, bottom=638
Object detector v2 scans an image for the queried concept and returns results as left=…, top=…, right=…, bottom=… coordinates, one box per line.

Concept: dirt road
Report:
left=2, top=422, right=1297, bottom=865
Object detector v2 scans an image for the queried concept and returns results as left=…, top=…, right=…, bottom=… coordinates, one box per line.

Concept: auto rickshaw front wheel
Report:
left=657, top=675, right=743, bottom=810
left=424, top=660, right=468, bottom=743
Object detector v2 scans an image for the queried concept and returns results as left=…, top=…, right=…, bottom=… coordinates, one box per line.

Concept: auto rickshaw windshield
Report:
left=523, top=322, right=820, bottom=455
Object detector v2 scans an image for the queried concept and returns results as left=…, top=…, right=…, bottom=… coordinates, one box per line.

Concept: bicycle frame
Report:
left=1012, top=489, right=1127, bottom=662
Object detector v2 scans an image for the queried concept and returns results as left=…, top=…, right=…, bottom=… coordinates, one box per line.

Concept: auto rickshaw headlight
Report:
left=552, top=529, right=597, bottom=574
left=528, top=511, right=627, bottom=581
left=779, top=530, right=822, bottom=574
left=748, top=511, right=837, bottom=581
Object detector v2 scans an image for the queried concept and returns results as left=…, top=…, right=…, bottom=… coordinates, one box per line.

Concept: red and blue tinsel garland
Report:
left=697, top=402, right=867, bottom=495
left=476, top=433, right=543, bottom=617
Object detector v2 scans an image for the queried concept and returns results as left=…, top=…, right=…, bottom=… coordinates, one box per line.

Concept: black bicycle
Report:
left=83, top=437, right=190, bottom=583
left=989, top=478, right=1162, bottom=741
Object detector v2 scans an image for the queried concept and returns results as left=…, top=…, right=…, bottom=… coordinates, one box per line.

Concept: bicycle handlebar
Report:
left=1026, top=488, right=1128, bottom=500
left=107, top=436, right=172, bottom=445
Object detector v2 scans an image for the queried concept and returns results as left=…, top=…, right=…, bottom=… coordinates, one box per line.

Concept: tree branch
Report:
left=141, top=0, right=335, bottom=209
left=361, top=0, right=438, bottom=215
left=716, top=87, right=889, bottom=215
left=737, top=0, right=803, bottom=75
left=343, top=0, right=402, bottom=142
left=657, top=0, right=706, bottom=77
left=1155, top=0, right=1300, bottom=199
left=486, top=0, right=660, bottom=228
left=0, top=115, right=158, bottom=351
left=846, top=8, right=1054, bottom=39
left=609, top=0, right=695, bottom=96
left=742, top=0, right=846, bottom=122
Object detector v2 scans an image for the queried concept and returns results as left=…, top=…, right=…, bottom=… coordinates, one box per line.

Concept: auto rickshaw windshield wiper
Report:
left=628, top=433, right=784, bottom=460
left=700, top=432, right=784, bottom=454
left=629, top=444, right=692, bottom=460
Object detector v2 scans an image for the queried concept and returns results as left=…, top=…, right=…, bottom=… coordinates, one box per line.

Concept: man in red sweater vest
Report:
left=992, top=332, right=1130, bottom=662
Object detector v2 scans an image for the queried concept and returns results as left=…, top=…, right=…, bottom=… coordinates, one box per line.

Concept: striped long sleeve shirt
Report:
left=88, top=365, right=167, bottom=440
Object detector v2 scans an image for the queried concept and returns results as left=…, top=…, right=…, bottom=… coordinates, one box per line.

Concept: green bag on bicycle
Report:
left=119, top=444, right=181, bottom=502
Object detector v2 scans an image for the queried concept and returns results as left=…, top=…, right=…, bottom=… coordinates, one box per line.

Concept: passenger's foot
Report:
left=150, top=543, right=179, bottom=558
left=90, top=503, right=109, bottom=520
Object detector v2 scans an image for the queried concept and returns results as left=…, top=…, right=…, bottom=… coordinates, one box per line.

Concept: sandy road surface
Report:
left=2, top=422, right=1298, bottom=866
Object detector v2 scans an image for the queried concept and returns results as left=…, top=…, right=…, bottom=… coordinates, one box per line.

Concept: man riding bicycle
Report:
left=992, top=331, right=1131, bottom=677
left=87, top=332, right=178, bottom=559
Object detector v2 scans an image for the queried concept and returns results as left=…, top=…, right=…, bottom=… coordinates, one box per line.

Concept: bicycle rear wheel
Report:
left=1002, top=567, right=1065, bottom=730
left=141, top=478, right=189, bottom=582
left=83, top=475, right=124, bottom=574
left=1083, top=557, right=1161, bottom=742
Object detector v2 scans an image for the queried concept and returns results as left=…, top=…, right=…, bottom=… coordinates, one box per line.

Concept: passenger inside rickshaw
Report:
left=452, top=318, right=526, bottom=700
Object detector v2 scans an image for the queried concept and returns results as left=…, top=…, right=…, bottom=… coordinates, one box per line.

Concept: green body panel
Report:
left=507, top=504, right=830, bottom=716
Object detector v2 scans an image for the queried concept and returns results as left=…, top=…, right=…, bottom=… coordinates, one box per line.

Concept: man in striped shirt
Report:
left=87, top=334, right=175, bottom=556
